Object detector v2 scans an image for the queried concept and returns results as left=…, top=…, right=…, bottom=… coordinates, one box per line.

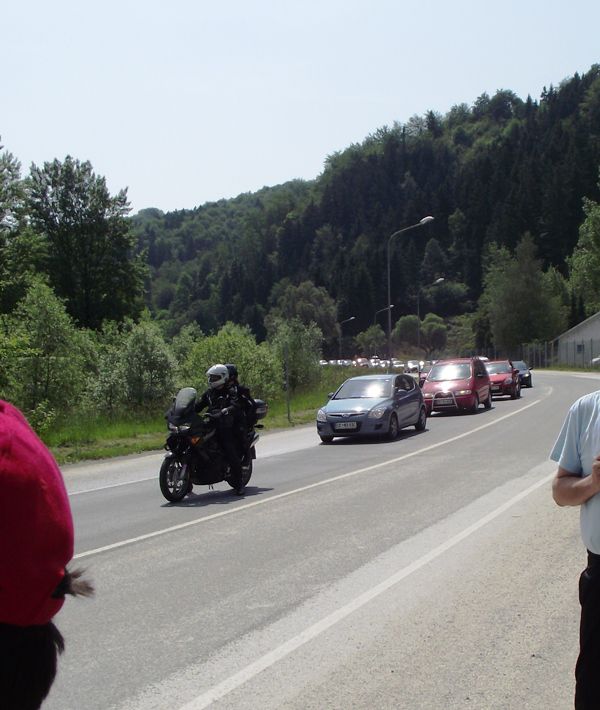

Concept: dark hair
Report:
left=0, top=621, right=64, bottom=709
left=0, top=567, right=93, bottom=710
left=225, top=363, right=238, bottom=380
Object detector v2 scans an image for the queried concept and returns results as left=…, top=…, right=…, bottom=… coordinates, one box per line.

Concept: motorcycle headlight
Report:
left=317, top=408, right=327, bottom=422
left=168, top=422, right=178, bottom=432
left=178, top=425, right=191, bottom=433
left=368, top=406, right=387, bottom=419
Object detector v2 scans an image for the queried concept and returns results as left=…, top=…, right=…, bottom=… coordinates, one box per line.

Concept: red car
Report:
left=485, top=359, right=521, bottom=399
left=422, top=357, right=492, bottom=415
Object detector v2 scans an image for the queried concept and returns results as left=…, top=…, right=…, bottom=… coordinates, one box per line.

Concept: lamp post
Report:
left=338, top=316, right=356, bottom=359
left=374, top=304, right=394, bottom=325
left=417, top=277, right=445, bottom=350
left=386, top=216, right=434, bottom=365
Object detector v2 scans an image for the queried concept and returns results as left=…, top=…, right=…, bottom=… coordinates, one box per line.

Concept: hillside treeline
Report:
left=134, top=65, right=600, bottom=349
left=2, top=65, right=600, bottom=427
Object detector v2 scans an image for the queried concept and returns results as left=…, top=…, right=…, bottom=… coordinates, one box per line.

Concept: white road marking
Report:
left=177, top=469, right=555, bottom=709
left=70, top=476, right=156, bottom=495
left=74, top=397, right=544, bottom=560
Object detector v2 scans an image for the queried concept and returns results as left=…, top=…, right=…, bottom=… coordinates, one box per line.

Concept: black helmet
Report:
left=225, top=363, right=238, bottom=379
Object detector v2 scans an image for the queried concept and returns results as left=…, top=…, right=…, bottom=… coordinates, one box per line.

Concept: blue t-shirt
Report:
left=550, top=390, right=600, bottom=554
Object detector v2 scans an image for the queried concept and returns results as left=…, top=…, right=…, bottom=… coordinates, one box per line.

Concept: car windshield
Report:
left=512, top=361, right=527, bottom=369
left=427, top=363, right=471, bottom=381
left=485, top=362, right=511, bottom=374
left=334, top=379, right=392, bottom=399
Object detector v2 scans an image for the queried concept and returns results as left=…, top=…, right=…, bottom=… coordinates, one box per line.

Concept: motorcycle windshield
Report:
left=171, top=387, right=197, bottom=423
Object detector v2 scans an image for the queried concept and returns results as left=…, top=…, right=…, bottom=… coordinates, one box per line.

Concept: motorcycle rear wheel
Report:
left=159, top=457, right=190, bottom=502
left=227, top=459, right=253, bottom=490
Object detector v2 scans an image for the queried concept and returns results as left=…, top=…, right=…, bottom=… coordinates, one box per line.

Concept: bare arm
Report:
left=553, top=456, right=600, bottom=506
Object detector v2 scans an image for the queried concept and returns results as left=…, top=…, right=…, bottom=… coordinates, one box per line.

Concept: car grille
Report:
left=328, top=413, right=362, bottom=432
left=432, top=392, right=457, bottom=408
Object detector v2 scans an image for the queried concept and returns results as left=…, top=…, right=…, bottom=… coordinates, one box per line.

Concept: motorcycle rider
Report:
left=225, top=363, right=257, bottom=452
left=195, top=364, right=245, bottom=495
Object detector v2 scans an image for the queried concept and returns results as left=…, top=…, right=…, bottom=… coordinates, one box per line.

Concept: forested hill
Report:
left=132, top=65, right=600, bottom=341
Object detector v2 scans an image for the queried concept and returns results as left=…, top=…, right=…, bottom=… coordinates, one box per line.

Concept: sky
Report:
left=3, top=0, right=600, bottom=214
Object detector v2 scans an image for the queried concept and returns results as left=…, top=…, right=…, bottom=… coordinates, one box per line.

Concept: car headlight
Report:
left=368, top=406, right=387, bottom=419
left=504, top=377, right=513, bottom=384
left=317, top=409, right=327, bottom=422
left=423, top=393, right=434, bottom=399
left=456, top=389, right=472, bottom=395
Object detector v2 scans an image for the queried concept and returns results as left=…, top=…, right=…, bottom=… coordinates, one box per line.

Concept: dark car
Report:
left=316, top=373, right=427, bottom=443
left=421, top=357, right=492, bottom=415
left=485, top=359, right=521, bottom=399
left=512, top=360, right=533, bottom=388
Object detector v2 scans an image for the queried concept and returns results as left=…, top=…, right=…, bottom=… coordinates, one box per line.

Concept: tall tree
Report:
left=481, top=234, right=567, bottom=351
left=567, top=184, right=600, bottom=315
left=26, top=156, right=146, bottom=328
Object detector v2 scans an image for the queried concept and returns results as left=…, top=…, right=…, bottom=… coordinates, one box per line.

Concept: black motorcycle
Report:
left=159, top=387, right=267, bottom=502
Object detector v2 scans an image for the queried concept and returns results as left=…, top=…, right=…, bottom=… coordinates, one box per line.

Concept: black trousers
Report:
left=217, top=428, right=242, bottom=487
left=576, top=551, right=600, bottom=709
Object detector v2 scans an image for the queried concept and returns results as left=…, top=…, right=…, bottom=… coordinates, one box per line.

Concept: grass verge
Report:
left=45, top=367, right=355, bottom=465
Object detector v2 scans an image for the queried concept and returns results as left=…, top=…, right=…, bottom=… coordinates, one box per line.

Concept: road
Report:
left=45, top=371, right=597, bottom=709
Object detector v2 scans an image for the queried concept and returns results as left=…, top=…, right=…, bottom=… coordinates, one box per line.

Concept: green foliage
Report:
left=355, top=324, right=386, bottom=356
left=170, top=322, right=204, bottom=364
left=5, top=280, right=92, bottom=417
left=182, top=322, right=280, bottom=401
left=268, top=317, right=322, bottom=391
left=0, top=142, right=24, bottom=232
left=266, top=280, right=338, bottom=345
left=446, top=314, right=476, bottom=355
left=25, top=156, right=146, bottom=329
left=420, top=314, right=448, bottom=357
left=480, top=234, right=567, bottom=351
left=392, top=316, right=418, bottom=350
left=120, top=320, right=176, bottom=410
left=393, top=313, right=447, bottom=358
left=567, top=187, right=600, bottom=315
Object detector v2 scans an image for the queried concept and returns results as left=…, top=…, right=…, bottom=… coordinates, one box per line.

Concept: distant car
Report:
left=418, top=364, right=432, bottom=387
left=405, top=360, right=420, bottom=374
left=316, top=373, right=427, bottom=443
left=591, top=356, right=600, bottom=367
left=512, top=360, right=533, bottom=388
left=319, top=359, right=328, bottom=366
left=485, top=359, right=521, bottom=399
left=353, top=357, right=369, bottom=367
left=421, top=357, right=492, bottom=414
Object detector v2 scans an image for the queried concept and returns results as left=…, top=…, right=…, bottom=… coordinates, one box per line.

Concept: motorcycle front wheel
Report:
left=159, top=457, right=190, bottom=502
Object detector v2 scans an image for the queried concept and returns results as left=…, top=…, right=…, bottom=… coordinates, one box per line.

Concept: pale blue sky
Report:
left=3, top=0, right=599, bottom=213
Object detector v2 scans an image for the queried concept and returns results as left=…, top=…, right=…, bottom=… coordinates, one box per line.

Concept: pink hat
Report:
left=0, top=400, right=74, bottom=626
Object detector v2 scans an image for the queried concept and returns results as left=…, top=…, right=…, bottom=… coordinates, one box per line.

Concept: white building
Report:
left=553, top=311, right=600, bottom=367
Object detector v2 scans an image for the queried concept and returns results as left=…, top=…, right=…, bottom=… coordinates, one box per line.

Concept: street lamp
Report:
left=338, top=316, right=356, bottom=359
left=386, top=216, right=434, bottom=364
left=417, top=277, right=445, bottom=350
left=374, top=304, right=394, bottom=325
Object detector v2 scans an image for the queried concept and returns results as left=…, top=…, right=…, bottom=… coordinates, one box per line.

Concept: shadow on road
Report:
left=161, top=485, right=273, bottom=508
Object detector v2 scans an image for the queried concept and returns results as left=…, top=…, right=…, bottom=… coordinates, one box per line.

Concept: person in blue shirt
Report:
left=551, top=391, right=600, bottom=710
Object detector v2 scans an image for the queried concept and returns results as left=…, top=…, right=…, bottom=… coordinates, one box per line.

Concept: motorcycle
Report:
left=159, top=386, right=268, bottom=502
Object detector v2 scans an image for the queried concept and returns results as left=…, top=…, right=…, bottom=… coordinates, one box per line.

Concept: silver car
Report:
left=316, top=374, right=427, bottom=443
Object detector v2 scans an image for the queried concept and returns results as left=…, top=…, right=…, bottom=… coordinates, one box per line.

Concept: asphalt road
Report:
left=45, top=371, right=598, bottom=709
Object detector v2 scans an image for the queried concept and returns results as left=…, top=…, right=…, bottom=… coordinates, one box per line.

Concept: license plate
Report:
left=492, top=385, right=500, bottom=391
left=335, top=421, right=357, bottom=430
left=435, top=398, right=453, bottom=405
